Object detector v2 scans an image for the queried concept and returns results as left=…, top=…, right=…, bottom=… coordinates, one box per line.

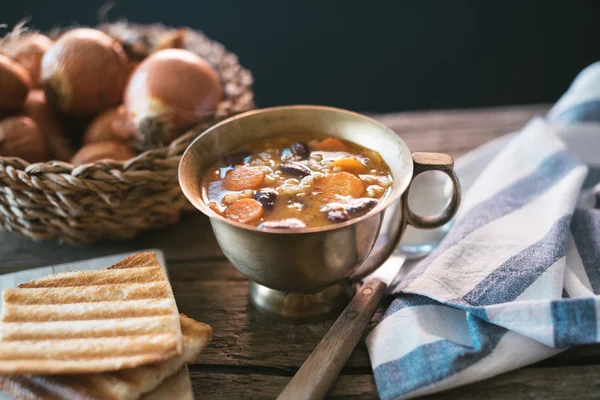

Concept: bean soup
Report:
left=202, top=136, right=393, bottom=229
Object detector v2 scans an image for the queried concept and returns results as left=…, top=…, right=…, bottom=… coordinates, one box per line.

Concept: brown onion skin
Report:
left=12, top=34, right=53, bottom=88
left=71, top=141, right=136, bottom=165
left=41, top=28, right=128, bottom=117
left=0, top=54, right=32, bottom=112
left=124, top=48, right=222, bottom=148
left=154, top=29, right=186, bottom=52
left=23, top=90, right=74, bottom=161
left=82, top=105, right=136, bottom=145
left=0, top=116, right=50, bottom=163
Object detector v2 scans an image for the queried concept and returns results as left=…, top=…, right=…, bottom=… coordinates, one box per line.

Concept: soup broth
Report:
left=202, top=135, right=393, bottom=229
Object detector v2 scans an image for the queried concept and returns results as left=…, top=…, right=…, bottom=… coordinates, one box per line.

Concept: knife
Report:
left=277, top=252, right=407, bottom=400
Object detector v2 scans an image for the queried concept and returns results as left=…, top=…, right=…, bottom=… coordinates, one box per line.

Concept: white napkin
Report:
left=367, top=63, right=600, bottom=399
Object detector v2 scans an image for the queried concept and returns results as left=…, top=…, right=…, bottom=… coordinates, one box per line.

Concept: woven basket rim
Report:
left=0, top=21, right=254, bottom=175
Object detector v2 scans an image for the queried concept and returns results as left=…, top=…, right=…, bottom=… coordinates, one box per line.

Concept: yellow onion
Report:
left=71, top=141, right=136, bottom=165
left=10, top=33, right=53, bottom=88
left=0, top=116, right=50, bottom=162
left=124, top=48, right=222, bottom=148
left=0, top=54, right=31, bottom=112
left=82, top=105, right=136, bottom=145
left=23, top=90, right=74, bottom=161
left=41, top=28, right=128, bottom=117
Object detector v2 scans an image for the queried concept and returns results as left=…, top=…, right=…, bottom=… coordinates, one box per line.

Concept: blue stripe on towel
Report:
left=552, top=99, right=600, bottom=123
left=374, top=315, right=507, bottom=400
left=461, top=215, right=572, bottom=306
left=582, top=166, right=600, bottom=189
left=393, top=150, right=581, bottom=292
left=551, top=298, right=598, bottom=348
left=571, top=209, right=600, bottom=294
left=383, top=293, right=445, bottom=320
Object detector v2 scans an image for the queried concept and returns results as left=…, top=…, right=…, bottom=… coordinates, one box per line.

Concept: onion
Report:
left=0, top=53, right=31, bottom=112
left=23, top=90, right=74, bottom=161
left=41, top=28, right=128, bottom=117
left=82, top=105, right=136, bottom=145
left=10, top=34, right=53, bottom=88
left=124, top=48, right=222, bottom=148
left=71, top=141, right=136, bottom=165
left=0, top=116, right=50, bottom=162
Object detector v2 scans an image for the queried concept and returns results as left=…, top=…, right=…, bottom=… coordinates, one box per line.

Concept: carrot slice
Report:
left=328, top=157, right=367, bottom=174
left=223, top=166, right=265, bottom=191
left=314, top=172, right=365, bottom=201
left=225, top=199, right=264, bottom=223
left=312, top=138, right=348, bottom=152
left=208, top=202, right=225, bottom=216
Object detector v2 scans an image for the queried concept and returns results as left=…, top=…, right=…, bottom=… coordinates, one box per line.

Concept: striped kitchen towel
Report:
left=367, top=63, right=600, bottom=400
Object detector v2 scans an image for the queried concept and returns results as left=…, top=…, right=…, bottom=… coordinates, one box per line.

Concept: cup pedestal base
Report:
left=249, top=281, right=354, bottom=323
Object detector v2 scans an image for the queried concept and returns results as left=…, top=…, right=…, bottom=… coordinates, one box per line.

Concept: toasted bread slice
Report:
left=141, top=366, right=194, bottom=400
left=0, top=314, right=211, bottom=400
left=0, top=252, right=183, bottom=375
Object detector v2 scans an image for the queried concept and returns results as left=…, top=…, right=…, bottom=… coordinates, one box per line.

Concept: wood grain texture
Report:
left=189, top=364, right=600, bottom=400
left=6, top=104, right=600, bottom=400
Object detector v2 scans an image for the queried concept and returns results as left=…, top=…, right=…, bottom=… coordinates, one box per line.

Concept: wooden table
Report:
left=3, top=104, right=599, bottom=399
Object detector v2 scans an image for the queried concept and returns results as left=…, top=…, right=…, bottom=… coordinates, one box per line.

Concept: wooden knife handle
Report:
left=277, top=279, right=387, bottom=400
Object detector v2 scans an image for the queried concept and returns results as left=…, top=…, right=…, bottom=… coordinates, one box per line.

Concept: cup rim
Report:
left=179, top=105, right=413, bottom=234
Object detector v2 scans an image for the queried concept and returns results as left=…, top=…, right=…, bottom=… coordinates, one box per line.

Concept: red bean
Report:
left=280, top=162, right=311, bottom=178
left=255, top=188, right=277, bottom=209
left=346, top=198, right=378, bottom=216
left=292, top=142, right=310, bottom=158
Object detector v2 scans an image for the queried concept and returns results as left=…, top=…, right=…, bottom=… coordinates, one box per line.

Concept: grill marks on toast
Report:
left=0, top=252, right=183, bottom=375
left=1, top=315, right=180, bottom=340
left=16, top=268, right=164, bottom=288
left=0, top=315, right=212, bottom=400
left=3, top=282, right=170, bottom=305
left=2, top=299, right=176, bottom=322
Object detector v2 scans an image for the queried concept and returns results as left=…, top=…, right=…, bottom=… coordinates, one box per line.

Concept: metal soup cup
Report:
left=179, top=106, right=461, bottom=321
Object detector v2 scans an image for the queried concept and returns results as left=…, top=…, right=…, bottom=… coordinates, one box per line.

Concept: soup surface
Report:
left=202, top=135, right=393, bottom=229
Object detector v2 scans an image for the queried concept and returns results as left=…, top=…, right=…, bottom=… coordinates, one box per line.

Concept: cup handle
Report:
left=405, top=152, right=461, bottom=229
left=348, top=152, right=461, bottom=281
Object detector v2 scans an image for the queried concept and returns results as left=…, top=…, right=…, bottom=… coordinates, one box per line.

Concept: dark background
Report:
left=3, top=1, right=599, bottom=113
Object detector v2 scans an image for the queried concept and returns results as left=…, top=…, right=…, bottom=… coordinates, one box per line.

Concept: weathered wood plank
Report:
left=375, top=104, right=549, bottom=157
left=429, top=364, right=600, bottom=400
left=189, top=364, right=600, bottom=400
left=189, top=370, right=378, bottom=400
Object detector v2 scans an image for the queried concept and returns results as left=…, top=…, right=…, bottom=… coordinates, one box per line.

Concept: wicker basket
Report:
left=0, top=22, right=254, bottom=244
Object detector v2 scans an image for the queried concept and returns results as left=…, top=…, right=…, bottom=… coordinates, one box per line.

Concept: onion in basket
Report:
left=9, top=33, right=53, bottom=88
left=0, top=116, right=49, bottom=162
left=82, top=105, right=136, bottom=145
left=124, top=48, right=222, bottom=148
left=71, top=141, right=136, bottom=165
left=23, top=90, right=74, bottom=161
left=0, top=53, right=31, bottom=112
left=41, top=28, right=128, bottom=117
